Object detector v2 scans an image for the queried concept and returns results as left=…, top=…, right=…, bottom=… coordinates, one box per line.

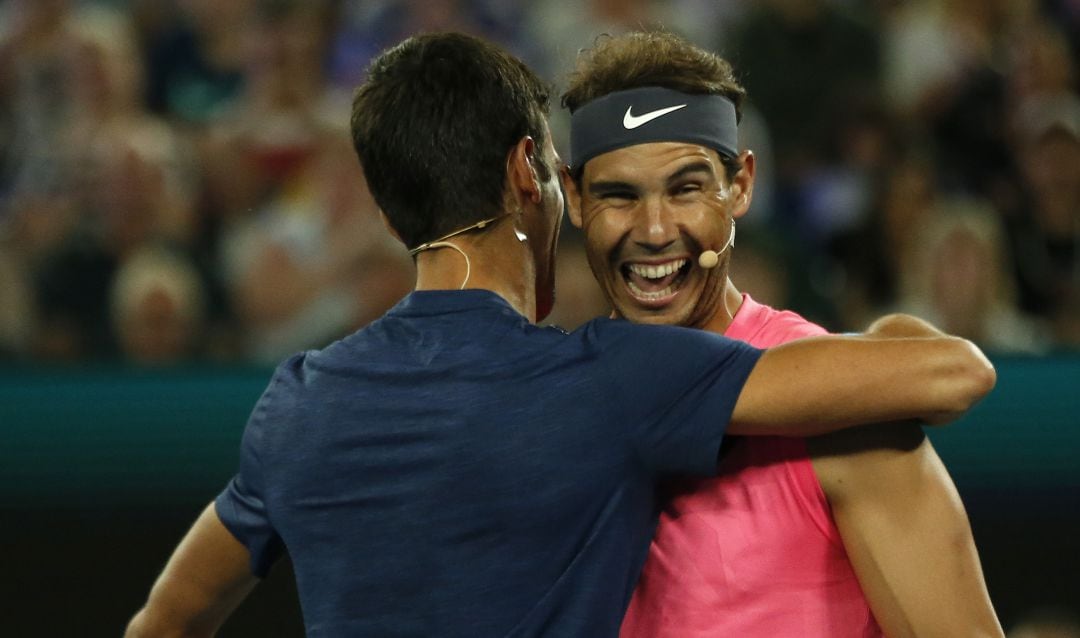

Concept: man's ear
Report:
left=507, top=136, right=542, bottom=205
left=730, top=150, right=756, bottom=221
left=560, top=165, right=584, bottom=228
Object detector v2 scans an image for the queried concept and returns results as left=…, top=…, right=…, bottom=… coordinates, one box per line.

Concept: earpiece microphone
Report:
left=698, top=220, right=736, bottom=269
left=698, top=250, right=720, bottom=269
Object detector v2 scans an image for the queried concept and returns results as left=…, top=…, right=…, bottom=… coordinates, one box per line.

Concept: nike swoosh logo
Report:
left=622, top=104, right=688, bottom=129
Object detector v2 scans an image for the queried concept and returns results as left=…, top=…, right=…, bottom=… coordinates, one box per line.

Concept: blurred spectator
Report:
left=882, top=0, right=1036, bottom=208
left=143, top=0, right=254, bottom=124
left=898, top=199, right=1048, bottom=353
left=800, top=99, right=900, bottom=242
left=0, top=0, right=88, bottom=213
left=657, top=0, right=750, bottom=52
left=727, top=0, right=880, bottom=201
left=0, top=248, right=33, bottom=359
left=527, top=0, right=664, bottom=154
left=1043, top=0, right=1080, bottom=66
left=27, top=120, right=200, bottom=361
left=197, top=0, right=336, bottom=220
left=326, top=0, right=524, bottom=91
left=718, top=0, right=882, bottom=326
left=829, top=146, right=939, bottom=330
left=527, top=0, right=659, bottom=80
left=0, top=0, right=1077, bottom=359
left=110, top=246, right=207, bottom=365
left=788, top=99, right=903, bottom=327
left=30, top=233, right=118, bottom=360
left=881, top=0, right=1001, bottom=117
left=1008, top=95, right=1080, bottom=349
left=1005, top=14, right=1076, bottom=112
left=0, top=3, right=203, bottom=360
left=219, top=129, right=409, bottom=363
left=202, top=0, right=413, bottom=362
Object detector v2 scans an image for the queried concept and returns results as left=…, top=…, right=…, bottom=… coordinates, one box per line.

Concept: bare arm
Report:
left=729, top=314, right=995, bottom=435
left=808, top=424, right=1004, bottom=638
left=126, top=503, right=259, bottom=638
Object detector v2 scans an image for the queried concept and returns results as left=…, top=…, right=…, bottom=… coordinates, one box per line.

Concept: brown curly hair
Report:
left=562, top=31, right=747, bottom=178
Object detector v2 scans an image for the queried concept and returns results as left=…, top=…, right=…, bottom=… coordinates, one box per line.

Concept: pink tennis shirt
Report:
left=620, top=294, right=883, bottom=637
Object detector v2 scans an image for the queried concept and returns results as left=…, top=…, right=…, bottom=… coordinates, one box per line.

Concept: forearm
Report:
left=125, top=608, right=214, bottom=638
left=729, top=327, right=995, bottom=436
left=125, top=504, right=259, bottom=638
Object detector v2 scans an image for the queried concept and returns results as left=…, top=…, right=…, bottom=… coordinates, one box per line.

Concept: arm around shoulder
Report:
left=728, top=316, right=995, bottom=436
left=125, top=503, right=259, bottom=638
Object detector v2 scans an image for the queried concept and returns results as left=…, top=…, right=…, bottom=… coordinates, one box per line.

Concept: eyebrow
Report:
left=666, top=161, right=715, bottom=184
left=588, top=180, right=637, bottom=197
left=587, top=160, right=718, bottom=197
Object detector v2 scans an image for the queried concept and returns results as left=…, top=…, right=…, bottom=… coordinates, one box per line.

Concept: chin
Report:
left=615, top=287, right=697, bottom=326
left=619, top=303, right=689, bottom=328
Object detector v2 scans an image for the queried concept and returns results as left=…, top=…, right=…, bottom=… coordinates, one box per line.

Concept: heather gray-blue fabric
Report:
left=569, top=86, right=739, bottom=171
left=216, top=289, right=761, bottom=637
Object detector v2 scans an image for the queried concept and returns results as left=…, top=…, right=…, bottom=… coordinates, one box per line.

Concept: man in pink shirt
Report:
left=561, top=32, right=1005, bottom=637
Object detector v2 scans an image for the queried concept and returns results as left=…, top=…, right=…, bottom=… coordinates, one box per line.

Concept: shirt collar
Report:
left=388, top=289, right=523, bottom=319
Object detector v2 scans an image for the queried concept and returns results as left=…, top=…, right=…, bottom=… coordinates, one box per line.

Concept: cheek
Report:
left=580, top=215, right=625, bottom=285
left=683, top=195, right=730, bottom=238
left=582, top=206, right=627, bottom=253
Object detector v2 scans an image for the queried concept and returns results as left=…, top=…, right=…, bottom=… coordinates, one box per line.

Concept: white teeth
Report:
left=627, top=259, right=687, bottom=280
left=627, top=279, right=675, bottom=300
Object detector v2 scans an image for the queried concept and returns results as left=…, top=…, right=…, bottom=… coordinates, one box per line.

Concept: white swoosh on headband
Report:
left=622, top=103, right=688, bottom=129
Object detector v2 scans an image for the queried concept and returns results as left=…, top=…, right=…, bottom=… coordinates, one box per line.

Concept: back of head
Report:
left=351, top=32, right=551, bottom=249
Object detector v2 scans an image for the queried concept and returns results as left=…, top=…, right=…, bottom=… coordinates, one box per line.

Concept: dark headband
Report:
left=569, top=86, right=738, bottom=172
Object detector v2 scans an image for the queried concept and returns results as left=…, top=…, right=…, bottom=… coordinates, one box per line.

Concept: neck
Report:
left=413, top=224, right=537, bottom=321
left=700, top=278, right=744, bottom=334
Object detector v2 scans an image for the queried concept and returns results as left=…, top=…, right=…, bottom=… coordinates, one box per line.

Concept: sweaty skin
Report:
left=572, top=143, right=741, bottom=332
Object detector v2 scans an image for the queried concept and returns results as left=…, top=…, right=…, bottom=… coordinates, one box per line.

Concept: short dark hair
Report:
left=351, top=33, right=552, bottom=249
left=562, top=32, right=746, bottom=179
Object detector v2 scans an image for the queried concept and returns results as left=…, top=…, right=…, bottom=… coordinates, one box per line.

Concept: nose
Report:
left=632, top=195, right=678, bottom=252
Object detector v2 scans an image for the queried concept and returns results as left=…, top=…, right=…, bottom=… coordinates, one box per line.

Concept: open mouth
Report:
left=621, top=258, right=690, bottom=304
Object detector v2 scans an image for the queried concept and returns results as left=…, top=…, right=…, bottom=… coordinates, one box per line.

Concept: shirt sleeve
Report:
left=214, top=361, right=295, bottom=578
left=592, top=320, right=763, bottom=477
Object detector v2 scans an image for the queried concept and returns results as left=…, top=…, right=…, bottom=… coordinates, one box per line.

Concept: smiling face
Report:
left=564, top=142, right=754, bottom=331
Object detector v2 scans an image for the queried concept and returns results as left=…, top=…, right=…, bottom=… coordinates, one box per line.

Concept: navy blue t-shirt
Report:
left=216, top=290, right=762, bottom=636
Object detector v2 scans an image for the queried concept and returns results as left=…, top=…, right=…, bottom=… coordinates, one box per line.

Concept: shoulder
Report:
left=246, top=351, right=311, bottom=429
left=582, top=316, right=741, bottom=348
left=765, top=309, right=828, bottom=340
left=269, top=350, right=311, bottom=392
left=732, top=295, right=829, bottom=347
left=582, top=317, right=761, bottom=368
left=578, top=317, right=764, bottom=412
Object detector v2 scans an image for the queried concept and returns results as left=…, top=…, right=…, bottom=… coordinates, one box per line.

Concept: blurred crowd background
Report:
left=0, top=0, right=1078, bottom=367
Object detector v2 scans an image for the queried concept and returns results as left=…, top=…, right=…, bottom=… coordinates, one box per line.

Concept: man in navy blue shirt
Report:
left=126, top=33, right=995, bottom=637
